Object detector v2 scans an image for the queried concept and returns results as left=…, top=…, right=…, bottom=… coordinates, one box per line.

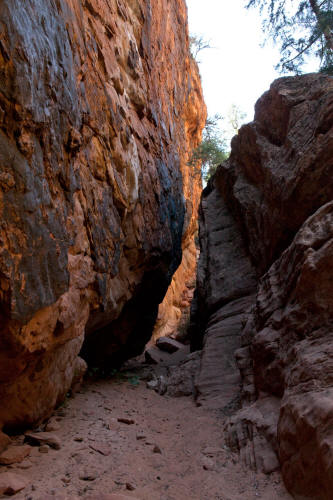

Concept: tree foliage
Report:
left=189, top=114, right=229, bottom=182
left=227, top=104, right=247, bottom=136
left=189, top=34, right=212, bottom=61
left=247, top=0, right=333, bottom=73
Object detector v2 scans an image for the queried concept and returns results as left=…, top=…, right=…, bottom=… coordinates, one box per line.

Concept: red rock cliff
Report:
left=192, top=74, right=333, bottom=498
left=0, top=0, right=206, bottom=429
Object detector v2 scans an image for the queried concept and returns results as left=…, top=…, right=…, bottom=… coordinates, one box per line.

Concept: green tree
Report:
left=246, top=0, right=333, bottom=73
left=189, top=114, right=229, bottom=182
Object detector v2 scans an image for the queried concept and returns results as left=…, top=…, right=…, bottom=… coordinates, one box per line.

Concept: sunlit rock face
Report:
left=193, top=74, right=333, bottom=498
left=152, top=46, right=204, bottom=343
left=0, top=0, right=205, bottom=429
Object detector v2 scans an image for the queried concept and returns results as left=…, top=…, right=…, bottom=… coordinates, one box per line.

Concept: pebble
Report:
left=79, top=470, right=97, bottom=481
left=153, top=445, right=162, bottom=454
left=89, top=442, right=111, bottom=456
left=201, top=456, right=215, bottom=471
left=45, top=421, right=61, bottom=432
left=39, top=445, right=50, bottom=454
left=126, top=482, right=136, bottom=491
left=17, top=459, right=32, bottom=470
left=117, top=418, right=135, bottom=425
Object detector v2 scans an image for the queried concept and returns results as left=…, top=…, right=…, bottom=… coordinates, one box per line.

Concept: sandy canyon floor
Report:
left=1, top=361, right=294, bottom=500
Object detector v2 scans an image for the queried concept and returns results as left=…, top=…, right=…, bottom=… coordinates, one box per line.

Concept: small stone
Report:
left=144, top=346, right=165, bottom=364
left=74, top=437, right=84, bottom=442
left=71, top=357, right=87, bottom=393
left=262, top=450, right=280, bottom=474
left=201, top=456, right=215, bottom=471
left=79, top=470, right=97, bottom=481
left=146, top=379, right=158, bottom=390
left=0, top=432, right=11, bottom=454
left=85, top=495, right=141, bottom=500
left=108, top=418, right=120, bottom=430
left=17, top=460, right=32, bottom=470
left=89, top=442, right=111, bottom=456
left=153, top=445, right=162, bottom=454
left=0, top=472, right=29, bottom=495
left=136, top=433, right=146, bottom=440
left=39, top=445, right=50, bottom=454
left=117, top=418, right=135, bottom=425
left=45, top=421, right=61, bottom=432
left=0, top=445, right=31, bottom=465
left=126, top=482, right=136, bottom=491
left=61, top=477, right=71, bottom=484
left=25, top=432, right=61, bottom=450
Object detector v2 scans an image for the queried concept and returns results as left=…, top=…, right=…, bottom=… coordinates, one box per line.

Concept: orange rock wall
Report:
left=0, top=0, right=205, bottom=429
left=153, top=56, right=204, bottom=341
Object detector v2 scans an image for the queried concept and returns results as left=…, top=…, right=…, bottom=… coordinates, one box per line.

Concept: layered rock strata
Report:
left=192, top=74, right=333, bottom=498
left=0, top=0, right=205, bottom=429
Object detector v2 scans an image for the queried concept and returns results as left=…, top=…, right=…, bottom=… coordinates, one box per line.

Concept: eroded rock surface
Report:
left=0, top=0, right=205, bottom=429
left=190, top=179, right=257, bottom=410
left=193, top=74, right=333, bottom=498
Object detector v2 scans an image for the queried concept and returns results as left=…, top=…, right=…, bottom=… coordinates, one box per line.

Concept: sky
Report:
left=186, top=0, right=316, bottom=138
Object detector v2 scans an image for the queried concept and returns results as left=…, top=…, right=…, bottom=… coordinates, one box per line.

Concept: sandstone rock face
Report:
left=190, top=179, right=257, bottom=410
left=152, top=240, right=198, bottom=341
left=249, top=201, right=333, bottom=498
left=0, top=0, right=205, bottom=429
left=193, top=74, right=333, bottom=498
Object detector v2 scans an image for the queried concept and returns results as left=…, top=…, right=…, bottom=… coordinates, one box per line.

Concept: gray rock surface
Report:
left=192, top=74, right=333, bottom=498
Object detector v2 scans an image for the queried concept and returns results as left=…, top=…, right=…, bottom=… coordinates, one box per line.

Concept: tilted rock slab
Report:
left=252, top=202, right=333, bottom=497
left=193, top=74, right=333, bottom=498
left=190, top=180, right=257, bottom=410
left=0, top=0, right=205, bottom=429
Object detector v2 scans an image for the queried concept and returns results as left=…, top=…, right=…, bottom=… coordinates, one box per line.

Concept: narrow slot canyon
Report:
left=0, top=1, right=332, bottom=500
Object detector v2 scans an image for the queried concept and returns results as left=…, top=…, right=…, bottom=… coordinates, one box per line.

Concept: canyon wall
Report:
left=193, top=74, right=333, bottom=498
left=0, top=0, right=205, bottom=430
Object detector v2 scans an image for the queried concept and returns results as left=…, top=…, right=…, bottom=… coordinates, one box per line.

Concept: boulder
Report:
left=145, top=344, right=190, bottom=366
left=156, top=337, right=185, bottom=353
left=165, top=351, right=201, bottom=398
left=0, top=445, right=31, bottom=465
left=0, top=0, right=206, bottom=429
left=0, top=432, right=11, bottom=454
left=25, top=431, right=61, bottom=450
